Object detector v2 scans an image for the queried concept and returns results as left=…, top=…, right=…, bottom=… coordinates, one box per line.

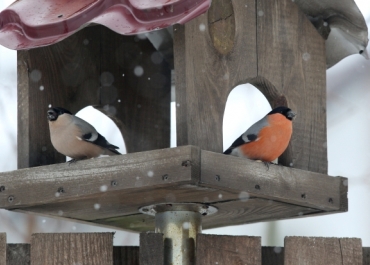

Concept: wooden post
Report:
left=262, top=247, right=284, bottom=265
left=6, top=244, right=30, bottom=265
left=140, top=233, right=164, bottom=265
left=31, top=233, right=113, bottom=265
left=0, top=233, right=5, bottom=265
left=284, top=237, right=363, bottom=265
left=196, top=234, right=261, bottom=265
left=174, top=0, right=327, bottom=174
left=113, top=246, right=139, bottom=265
left=18, top=25, right=171, bottom=169
left=364, top=247, right=370, bottom=265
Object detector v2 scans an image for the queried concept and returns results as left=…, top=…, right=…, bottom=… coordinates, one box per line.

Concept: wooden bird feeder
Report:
left=0, top=0, right=368, bottom=264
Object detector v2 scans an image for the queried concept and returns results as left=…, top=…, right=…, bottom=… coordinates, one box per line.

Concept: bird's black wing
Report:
left=82, top=133, right=121, bottom=155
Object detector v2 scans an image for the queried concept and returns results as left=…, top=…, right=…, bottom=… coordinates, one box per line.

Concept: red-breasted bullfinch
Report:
left=223, top=106, right=296, bottom=162
left=47, top=107, right=121, bottom=162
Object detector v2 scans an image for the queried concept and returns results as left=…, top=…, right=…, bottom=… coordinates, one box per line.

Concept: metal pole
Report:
left=140, top=203, right=217, bottom=265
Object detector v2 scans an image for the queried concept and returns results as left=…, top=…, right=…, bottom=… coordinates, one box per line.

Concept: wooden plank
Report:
left=6, top=244, right=30, bottom=265
left=17, top=25, right=170, bottom=169
left=97, top=26, right=171, bottom=153
left=364, top=247, right=370, bottom=265
left=174, top=0, right=257, bottom=152
left=284, top=237, right=363, bottom=265
left=0, top=233, right=5, bottom=265
left=0, top=146, right=198, bottom=209
left=196, top=234, right=261, bottom=265
left=201, top=150, right=346, bottom=211
left=257, top=0, right=327, bottom=173
left=113, top=246, right=139, bottom=265
left=262, top=247, right=284, bottom=265
left=140, top=233, right=164, bottom=265
left=31, top=233, right=113, bottom=265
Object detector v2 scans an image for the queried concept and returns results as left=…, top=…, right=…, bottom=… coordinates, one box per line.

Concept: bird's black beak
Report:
left=287, top=110, right=296, bottom=120
left=47, top=110, right=57, bottom=121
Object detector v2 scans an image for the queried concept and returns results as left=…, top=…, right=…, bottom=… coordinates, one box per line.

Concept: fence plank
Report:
left=6, top=244, right=30, bottom=265
left=140, top=233, right=164, bottom=265
left=196, top=234, right=261, bottom=265
left=284, top=237, right=362, bottom=265
left=31, top=233, right=113, bottom=265
left=364, top=247, right=370, bottom=265
left=262, top=247, right=284, bottom=265
left=113, top=246, right=139, bottom=265
left=0, top=234, right=5, bottom=265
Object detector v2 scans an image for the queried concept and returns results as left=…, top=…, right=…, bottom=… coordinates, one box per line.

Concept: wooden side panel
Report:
left=113, top=246, right=139, bottom=265
left=262, top=247, right=284, bottom=265
left=7, top=244, right=30, bottom=265
left=196, top=234, right=261, bottom=265
left=140, top=233, right=164, bottom=265
left=31, top=233, right=113, bottom=265
left=0, top=233, right=5, bottom=265
left=284, top=237, right=363, bottom=265
left=257, top=0, right=327, bottom=173
left=174, top=0, right=257, bottom=152
left=17, top=25, right=170, bottom=169
left=201, top=150, right=344, bottom=211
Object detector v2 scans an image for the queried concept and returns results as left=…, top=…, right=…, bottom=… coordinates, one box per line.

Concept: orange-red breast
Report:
left=223, top=106, right=296, bottom=162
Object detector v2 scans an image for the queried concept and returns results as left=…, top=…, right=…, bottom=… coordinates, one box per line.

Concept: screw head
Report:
left=8, top=196, right=14, bottom=203
left=111, top=181, right=118, bottom=187
left=0, top=186, right=5, bottom=192
left=255, top=184, right=260, bottom=190
left=162, top=174, right=169, bottom=181
left=301, top=193, right=306, bottom=199
left=328, top=198, right=333, bottom=203
left=182, top=160, right=191, bottom=167
left=215, top=175, right=220, bottom=181
left=57, top=187, right=65, bottom=193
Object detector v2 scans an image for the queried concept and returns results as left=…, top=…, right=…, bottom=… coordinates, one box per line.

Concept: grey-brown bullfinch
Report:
left=47, top=107, right=121, bottom=162
left=223, top=106, right=296, bottom=162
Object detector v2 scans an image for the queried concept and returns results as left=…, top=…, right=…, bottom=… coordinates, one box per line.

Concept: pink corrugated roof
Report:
left=0, top=0, right=210, bottom=50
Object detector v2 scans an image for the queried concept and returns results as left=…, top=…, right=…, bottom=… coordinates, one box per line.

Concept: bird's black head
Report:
left=47, top=107, right=72, bottom=121
left=268, top=106, right=296, bottom=121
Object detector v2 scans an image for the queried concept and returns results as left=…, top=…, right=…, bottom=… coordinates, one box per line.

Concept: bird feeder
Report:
left=0, top=0, right=368, bottom=264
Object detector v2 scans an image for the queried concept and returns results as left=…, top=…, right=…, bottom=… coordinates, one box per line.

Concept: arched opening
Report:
left=65, top=106, right=127, bottom=161
left=223, top=83, right=271, bottom=153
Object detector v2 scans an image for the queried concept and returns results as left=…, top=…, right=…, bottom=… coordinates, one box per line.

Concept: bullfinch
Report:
left=223, top=106, right=296, bottom=162
left=47, top=107, right=121, bottom=162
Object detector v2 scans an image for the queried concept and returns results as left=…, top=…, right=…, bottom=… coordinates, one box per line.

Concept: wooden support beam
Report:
left=284, top=237, right=363, bottom=265
left=139, top=233, right=164, bottom=265
left=18, top=25, right=170, bottom=169
left=113, top=246, right=139, bottom=265
left=364, top=247, right=370, bottom=265
left=31, top=233, right=113, bottom=265
left=196, top=234, right=261, bottom=265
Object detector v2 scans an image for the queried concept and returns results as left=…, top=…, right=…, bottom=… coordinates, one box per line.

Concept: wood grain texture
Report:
left=140, top=233, right=164, bottom=265
left=0, top=233, right=5, bottom=265
left=174, top=0, right=257, bottom=152
left=0, top=146, right=198, bottom=209
left=31, top=233, right=113, bottom=265
left=364, top=247, right=370, bottom=265
left=284, top=237, right=363, bottom=265
left=201, top=150, right=345, bottom=211
left=257, top=0, right=327, bottom=173
left=7, top=244, right=30, bottom=265
left=17, top=25, right=170, bottom=169
left=113, top=246, right=139, bottom=265
left=262, top=247, right=284, bottom=265
left=196, top=234, right=261, bottom=265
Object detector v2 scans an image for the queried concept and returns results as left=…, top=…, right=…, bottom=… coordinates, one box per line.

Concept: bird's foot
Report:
left=68, top=159, right=78, bottom=165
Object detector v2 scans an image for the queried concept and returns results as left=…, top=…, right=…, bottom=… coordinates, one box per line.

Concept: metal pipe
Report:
left=156, top=210, right=201, bottom=265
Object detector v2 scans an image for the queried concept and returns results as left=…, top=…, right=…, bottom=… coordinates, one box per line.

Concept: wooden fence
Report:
left=0, top=232, right=368, bottom=265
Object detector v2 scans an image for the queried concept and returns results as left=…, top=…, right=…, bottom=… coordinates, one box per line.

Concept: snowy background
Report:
left=1, top=0, right=370, bottom=247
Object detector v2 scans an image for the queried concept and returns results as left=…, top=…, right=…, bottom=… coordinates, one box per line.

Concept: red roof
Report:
left=0, top=0, right=210, bottom=50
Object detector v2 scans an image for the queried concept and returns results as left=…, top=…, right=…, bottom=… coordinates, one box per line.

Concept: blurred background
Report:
left=0, top=0, right=369, bottom=247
